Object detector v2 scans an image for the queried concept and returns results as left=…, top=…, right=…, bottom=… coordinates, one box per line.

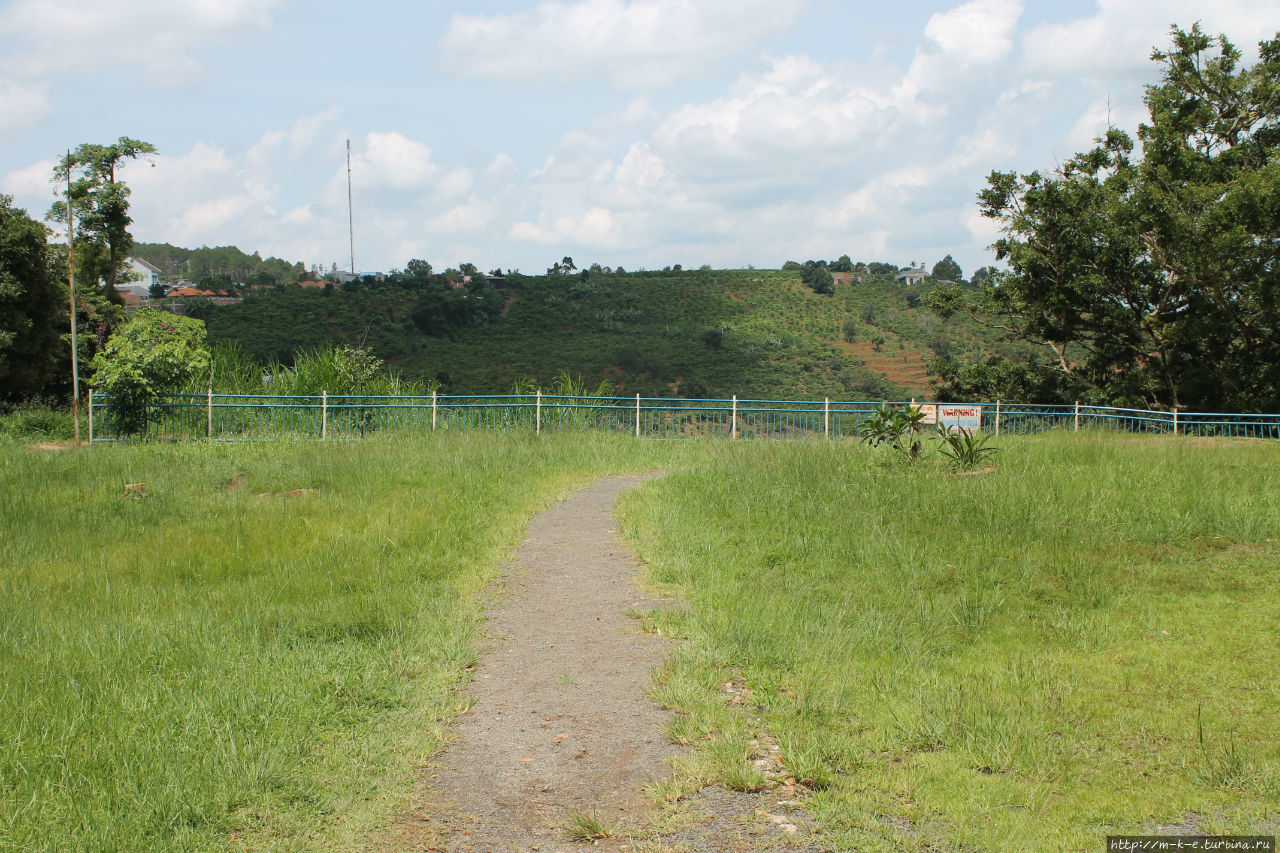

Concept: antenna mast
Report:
left=346, top=139, right=355, bottom=276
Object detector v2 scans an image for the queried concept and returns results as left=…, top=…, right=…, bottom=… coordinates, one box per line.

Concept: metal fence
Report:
left=86, top=391, right=1280, bottom=442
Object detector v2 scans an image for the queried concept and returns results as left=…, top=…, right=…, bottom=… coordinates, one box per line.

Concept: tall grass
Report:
left=0, top=401, right=74, bottom=440
left=619, top=434, right=1280, bottom=850
left=0, top=433, right=680, bottom=852
left=5, top=431, right=1277, bottom=852
left=201, top=342, right=427, bottom=396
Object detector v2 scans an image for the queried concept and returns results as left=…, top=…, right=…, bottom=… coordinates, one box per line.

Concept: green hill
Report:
left=189, top=268, right=1024, bottom=399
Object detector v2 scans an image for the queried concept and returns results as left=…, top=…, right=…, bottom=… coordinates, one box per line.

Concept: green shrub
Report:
left=90, top=309, right=211, bottom=434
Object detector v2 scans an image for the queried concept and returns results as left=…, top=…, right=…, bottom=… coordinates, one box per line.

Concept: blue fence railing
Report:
left=85, top=393, right=1280, bottom=442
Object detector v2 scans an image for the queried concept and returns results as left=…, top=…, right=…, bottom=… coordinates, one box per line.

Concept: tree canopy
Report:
left=0, top=195, right=62, bottom=403
left=90, top=309, right=209, bottom=432
left=49, top=138, right=156, bottom=304
left=931, top=254, right=962, bottom=282
left=932, top=25, right=1280, bottom=411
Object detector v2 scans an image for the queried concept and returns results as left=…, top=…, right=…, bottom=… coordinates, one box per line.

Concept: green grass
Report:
left=0, top=432, right=680, bottom=852
left=560, top=808, right=617, bottom=841
left=0, top=402, right=75, bottom=441
left=618, top=433, right=1280, bottom=851
left=4, top=431, right=1276, bottom=852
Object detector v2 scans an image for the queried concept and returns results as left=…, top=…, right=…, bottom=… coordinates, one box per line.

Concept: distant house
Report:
left=831, top=272, right=854, bottom=287
left=896, top=263, right=927, bottom=285
left=119, top=256, right=163, bottom=296
left=486, top=275, right=508, bottom=290
left=328, top=270, right=385, bottom=285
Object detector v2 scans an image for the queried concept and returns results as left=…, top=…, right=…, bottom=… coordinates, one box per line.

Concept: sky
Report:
left=2, top=0, right=1277, bottom=278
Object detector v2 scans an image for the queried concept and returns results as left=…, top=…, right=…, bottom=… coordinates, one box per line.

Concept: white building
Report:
left=115, top=256, right=163, bottom=297
left=896, top=262, right=927, bottom=285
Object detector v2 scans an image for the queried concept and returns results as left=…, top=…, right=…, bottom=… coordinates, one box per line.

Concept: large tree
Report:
left=0, top=195, right=63, bottom=402
left=49, top=137, right=157, bottom=305
left=931, top=254, right=962, bottom=282
left=932, top=26, right=1280, bottom=411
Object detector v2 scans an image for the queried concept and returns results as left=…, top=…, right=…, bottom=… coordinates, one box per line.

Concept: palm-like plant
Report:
left=860, top=403, right=928, bottom=458
left=935, top=425, right=998, bottom=469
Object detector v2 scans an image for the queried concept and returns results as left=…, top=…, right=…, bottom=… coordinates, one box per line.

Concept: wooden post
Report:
left=1173, top=407, right=1179, bottom=435
left=635, top=393, right=641, bottom=438
left=432, top=390, right=437, bottom=430
left=536, top=390, right=542, bottom=435
left=87, top=388, right=93, bottom=445
left=824, top=397, right=830, bottom=438
left=995, top=399, right=1001, bottom=436
left=731, top=395, right=738, bottom=440
left=207, top=387, right=213, bottom=439
left=321, top=391, right=328, bottom=439
left=1074, top=400, right=1080, bottom=432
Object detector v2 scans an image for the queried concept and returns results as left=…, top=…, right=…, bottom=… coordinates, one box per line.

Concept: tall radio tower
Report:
left=346, top=139, right=355, bottom=276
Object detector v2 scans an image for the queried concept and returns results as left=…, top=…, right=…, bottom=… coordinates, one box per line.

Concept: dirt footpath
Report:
left=395, top=473, right=675, bottom=851
left=386, top=473, right=826, bottom=853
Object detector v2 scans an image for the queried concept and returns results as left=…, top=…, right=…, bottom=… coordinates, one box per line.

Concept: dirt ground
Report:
left=385, top=474, right=827, bottom=853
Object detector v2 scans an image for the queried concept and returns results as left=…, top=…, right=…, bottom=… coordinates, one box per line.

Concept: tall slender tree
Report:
left=49, top=137, right=157, bottom=305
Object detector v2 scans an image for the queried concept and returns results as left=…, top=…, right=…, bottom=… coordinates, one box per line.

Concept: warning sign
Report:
left=937, top=404, right=982, bottom=433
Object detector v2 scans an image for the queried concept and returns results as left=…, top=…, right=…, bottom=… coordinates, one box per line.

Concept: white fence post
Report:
left=321, top=391, right=328, bottom=439
left=635, top=393, right=641, bottom=438
left=995, top=399, right=1001, bottom=436
left=1074, top=400, right=1080, bottom=432
left=432, top=390, right=437, bottom=430
left=731, top=395, right=738, bottom=440
left=207, top=387, right=213, bottom=439
left=536, top=390, right=542, bottom=435
left=87, top=388, right=93, bottom=445
left=824, top=397, right=830, bottom=438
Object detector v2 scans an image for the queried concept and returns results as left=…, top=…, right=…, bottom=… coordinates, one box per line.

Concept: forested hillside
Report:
left=132, top=242, right=305, bottom=287
left=190, top=267, right=1025, bottom=399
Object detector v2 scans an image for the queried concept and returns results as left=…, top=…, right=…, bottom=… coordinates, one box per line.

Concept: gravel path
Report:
left=391, top=473, right=675, bottom=851
left=385, top=474, right=827, bottom=853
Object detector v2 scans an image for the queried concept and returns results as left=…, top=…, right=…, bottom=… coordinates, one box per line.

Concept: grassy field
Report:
left=0, top=433, right=676, bottom=852
left=620, top=434, right=1280, bottom=851
left=3, top=430, right=1277, bottom=852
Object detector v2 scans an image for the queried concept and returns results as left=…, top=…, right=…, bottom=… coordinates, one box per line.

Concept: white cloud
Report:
left=0, top=158, right=56, bottom=203
left=17, top=1, right=1272, bottom=278
left=283, top=204, right=312, bottom=225
left=347, top=132, right=474, bottom=202
left=510, top=205, right=620, bottom=247
left=439, top=0, right=808, bottom=88
left=651, top=54, right=898, bottom=187
left=0, top=78, right=50, bottom=135
left=965, top=207, right=1000, bottom=248
left=1060, top=96, right=1146, bottom=152
left=248, top=107, right=344, bottom=168
left=923, top=0, right=1022, bottom=64
left=896, top=0, right=1024, bottom=118
left=1021, top=0, right=1278, bottom=80
left=0, top=0, right=278, bottom=85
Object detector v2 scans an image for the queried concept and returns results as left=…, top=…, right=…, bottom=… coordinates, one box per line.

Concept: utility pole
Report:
left=346, top=139, right=355, bottom=276
left=65, top=151, right=81, bottom=447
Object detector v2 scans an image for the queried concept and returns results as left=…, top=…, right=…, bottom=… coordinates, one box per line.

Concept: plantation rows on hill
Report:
left=193, top=269, right=1027, bottom=399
